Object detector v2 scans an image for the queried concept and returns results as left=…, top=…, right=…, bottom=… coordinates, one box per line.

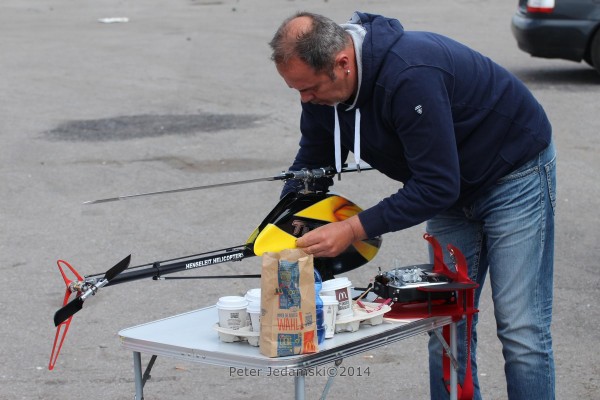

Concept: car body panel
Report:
left=511, top=0, right=600, bottom=63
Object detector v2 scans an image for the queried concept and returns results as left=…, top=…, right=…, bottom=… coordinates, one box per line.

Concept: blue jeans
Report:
left=426, top=142, right=556, bottom=399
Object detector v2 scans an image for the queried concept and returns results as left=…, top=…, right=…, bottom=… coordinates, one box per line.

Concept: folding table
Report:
left=118, top=305, right=458, bottom=399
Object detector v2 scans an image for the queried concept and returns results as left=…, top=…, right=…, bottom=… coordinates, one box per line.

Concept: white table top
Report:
left=119, top=306, right=452, bottom=370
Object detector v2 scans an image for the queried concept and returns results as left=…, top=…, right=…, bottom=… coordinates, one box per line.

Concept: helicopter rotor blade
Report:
left=82, top=163, right=373, bottom=205
left=54, top=298, right=83, bottom=327
left=104, top=254, right=131, bottom=281
left=83, top=176, right=286, bottom=205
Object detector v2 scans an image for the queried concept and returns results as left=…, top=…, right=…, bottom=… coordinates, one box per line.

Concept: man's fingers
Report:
left=296, top=241, right=313, bottom=255
left=295, top=237, right=307, bottom=248
left=295, top=231, right=317, bottom=248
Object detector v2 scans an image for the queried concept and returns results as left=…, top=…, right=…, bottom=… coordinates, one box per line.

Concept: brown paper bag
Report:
left=259, top=249, right=318, bottom=357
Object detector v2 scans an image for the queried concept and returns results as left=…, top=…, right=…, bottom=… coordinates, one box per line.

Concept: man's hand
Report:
left=295, top=216, right=366, bottom=258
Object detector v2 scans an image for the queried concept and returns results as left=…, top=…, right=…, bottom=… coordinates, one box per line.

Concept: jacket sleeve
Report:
left=358, top=66, right=461, bottom=237
left=281, top=104, right=347, bottom=198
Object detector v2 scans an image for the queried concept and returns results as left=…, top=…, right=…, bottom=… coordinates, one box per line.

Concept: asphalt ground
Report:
left=1, top=1, right=599, bottom=399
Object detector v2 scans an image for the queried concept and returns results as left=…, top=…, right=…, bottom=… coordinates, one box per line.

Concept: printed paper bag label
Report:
left=259, top=249, right=317, bottom=357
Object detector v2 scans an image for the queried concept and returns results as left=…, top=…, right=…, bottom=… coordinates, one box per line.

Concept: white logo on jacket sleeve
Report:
left=414, top=105, right=423, bottom=115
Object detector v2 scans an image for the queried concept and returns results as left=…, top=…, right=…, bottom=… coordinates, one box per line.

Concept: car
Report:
left=511, top=0, right=600, bottom=73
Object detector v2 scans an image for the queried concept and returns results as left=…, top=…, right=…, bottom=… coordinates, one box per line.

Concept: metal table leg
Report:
left=320, top=359, right=343, bottom=399
left=450, top=322, right=457, bottom=400
left=434, top=322, right=459, bottom=400
left=294, top=374, right=305, bottom=400
left=133, top=351, right=144, bottom=400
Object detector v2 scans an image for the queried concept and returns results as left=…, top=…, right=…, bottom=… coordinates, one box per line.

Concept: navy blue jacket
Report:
left=283, top=12, right=552, bottom=238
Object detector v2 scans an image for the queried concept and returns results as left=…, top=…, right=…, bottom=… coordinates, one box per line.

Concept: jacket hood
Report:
left=350, top=12, right=405, bottom=107
left=331, top=12, right=405, bottom=173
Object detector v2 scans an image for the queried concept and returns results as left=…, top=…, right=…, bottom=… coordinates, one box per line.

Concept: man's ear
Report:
left=335, top=51, right=352, bottom=71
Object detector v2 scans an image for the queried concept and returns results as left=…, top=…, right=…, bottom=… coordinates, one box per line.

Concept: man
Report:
left=269, top=11, right=556, bottom=400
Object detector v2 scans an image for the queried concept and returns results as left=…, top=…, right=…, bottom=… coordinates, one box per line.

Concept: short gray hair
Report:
left=269, top=12, right=350, bottom=76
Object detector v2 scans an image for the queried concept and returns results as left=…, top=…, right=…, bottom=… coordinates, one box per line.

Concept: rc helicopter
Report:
left=49, top=164, right=383, bottom=370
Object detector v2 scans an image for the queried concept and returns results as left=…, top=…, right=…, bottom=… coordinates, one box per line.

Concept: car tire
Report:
left=592, top=29, right=600, bottom=74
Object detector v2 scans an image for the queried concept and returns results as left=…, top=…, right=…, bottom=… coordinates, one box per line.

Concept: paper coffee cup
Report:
left=216, top=296, right=248, bottom=330
left=244, top=288, right=261, bottom=328
left=320, top=295, right=339, bottom=339
left=247, top=301, right=261, bottom=332
left=321, top=277, right=353, bottom=318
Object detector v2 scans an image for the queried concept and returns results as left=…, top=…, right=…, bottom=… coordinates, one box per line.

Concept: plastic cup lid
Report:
left=244, top=288, right=261, bottom=303
left=216, top=296, right=248, bottom=309
left=322, top=277, right=351, bottom=292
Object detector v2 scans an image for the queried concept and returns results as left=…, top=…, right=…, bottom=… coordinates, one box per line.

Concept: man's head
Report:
left=269, top=12, right=357, bottom=106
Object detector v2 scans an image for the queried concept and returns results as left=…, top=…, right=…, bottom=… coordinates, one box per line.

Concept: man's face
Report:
left=276, top=57, right=349, bottom=106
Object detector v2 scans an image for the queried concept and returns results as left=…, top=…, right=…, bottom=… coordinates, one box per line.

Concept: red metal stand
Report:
left=383, top=234, right=479, bottom=400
